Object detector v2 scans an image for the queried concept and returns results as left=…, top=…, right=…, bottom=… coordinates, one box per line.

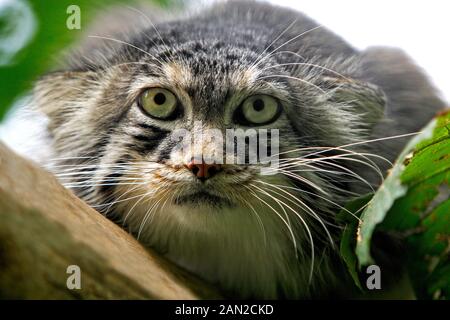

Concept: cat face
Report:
left=33, top=2, right=387, bottom=297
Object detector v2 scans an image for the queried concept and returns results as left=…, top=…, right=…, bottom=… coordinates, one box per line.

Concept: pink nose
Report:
left=186, top=158, right=222, bottom=180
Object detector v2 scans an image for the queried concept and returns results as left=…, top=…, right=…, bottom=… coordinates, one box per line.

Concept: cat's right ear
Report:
left=32, top=70, right=96, bottom=129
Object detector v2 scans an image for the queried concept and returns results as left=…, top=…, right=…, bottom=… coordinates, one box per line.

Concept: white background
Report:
left=266, top=0, right=450, bottom=103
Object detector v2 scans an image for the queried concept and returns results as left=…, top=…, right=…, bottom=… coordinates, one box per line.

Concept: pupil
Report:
left=253, top=99, right=264, bottom=111
left=154, top=93, right=166, bottom=105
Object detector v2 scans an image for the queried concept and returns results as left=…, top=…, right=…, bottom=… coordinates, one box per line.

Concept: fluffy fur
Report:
left=16, top=0, right=446, bottom=298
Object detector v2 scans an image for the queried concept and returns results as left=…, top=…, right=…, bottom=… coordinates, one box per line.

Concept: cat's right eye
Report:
left=137, top=88, right=178, bottom=120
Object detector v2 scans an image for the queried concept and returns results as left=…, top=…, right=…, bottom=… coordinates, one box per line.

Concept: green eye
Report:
left=138, top=88, right=178, bottom=119
left=238, top=95, right=280, bottom=125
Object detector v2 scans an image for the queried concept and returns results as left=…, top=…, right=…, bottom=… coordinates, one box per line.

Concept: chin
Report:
left=113, top=175, right=337, bottom=299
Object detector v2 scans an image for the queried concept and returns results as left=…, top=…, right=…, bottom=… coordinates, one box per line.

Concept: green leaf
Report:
left=344, top=110, right=450, bottom=299
left=338, top=194, right=373, bottom=290
left=355, top=115, right=443, bottom=265
left=379, top=112, right=450, bottom=299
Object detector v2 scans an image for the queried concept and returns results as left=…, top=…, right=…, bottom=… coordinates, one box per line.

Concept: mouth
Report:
left=174, top=190, right=235, bottom=208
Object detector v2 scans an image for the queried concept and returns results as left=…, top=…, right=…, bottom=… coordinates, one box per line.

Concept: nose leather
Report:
left=186, top=158, right=222, bottom=180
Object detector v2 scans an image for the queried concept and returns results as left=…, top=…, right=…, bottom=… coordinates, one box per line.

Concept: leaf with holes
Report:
left=340, top=109, right=450, bottom=299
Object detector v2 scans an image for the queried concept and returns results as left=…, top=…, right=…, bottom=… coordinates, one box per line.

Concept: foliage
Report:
left=340, top=110, right=450, bottom=299
left=0, top=0, right=171, bottom=120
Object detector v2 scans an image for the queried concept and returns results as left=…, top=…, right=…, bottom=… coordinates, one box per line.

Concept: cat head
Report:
left=33, top=1, right=386, bottom=278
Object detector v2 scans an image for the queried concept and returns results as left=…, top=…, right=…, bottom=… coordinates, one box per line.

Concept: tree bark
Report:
left=0, top=142, right=219, bottom=299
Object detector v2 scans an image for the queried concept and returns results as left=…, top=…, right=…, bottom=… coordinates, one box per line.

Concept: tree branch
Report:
left=0, top=143, right=219, bottom=299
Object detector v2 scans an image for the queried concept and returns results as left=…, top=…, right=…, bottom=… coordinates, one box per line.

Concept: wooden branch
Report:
left=0, top=142, right=219, bottom=299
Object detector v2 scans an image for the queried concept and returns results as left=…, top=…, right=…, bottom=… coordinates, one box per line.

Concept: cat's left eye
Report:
left=234, top=95, right=281, bottom=125
left=137, top=88, right=178, bottom=120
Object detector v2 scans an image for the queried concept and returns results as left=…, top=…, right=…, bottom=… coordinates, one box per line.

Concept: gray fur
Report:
left=27, top=0, right=446, bottom=298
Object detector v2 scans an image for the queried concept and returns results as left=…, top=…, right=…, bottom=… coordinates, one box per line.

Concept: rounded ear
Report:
left=358, top=47, right=446, bottom=133
left=32, top=71, right=96, bottom=131
left=322, top=76, right=386, bottom=130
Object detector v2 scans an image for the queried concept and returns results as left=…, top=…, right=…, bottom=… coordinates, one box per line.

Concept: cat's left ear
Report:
left=322, top=76, right=386, bottom=129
